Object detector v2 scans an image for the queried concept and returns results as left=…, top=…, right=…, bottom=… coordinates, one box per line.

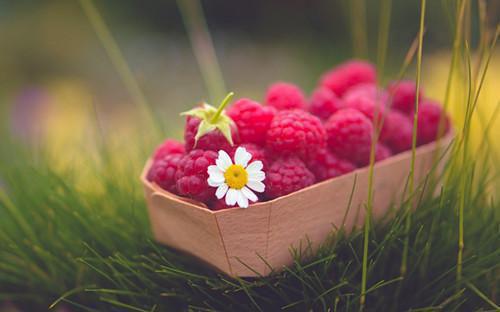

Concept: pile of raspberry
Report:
left=148, top=59, right=450, bottom=210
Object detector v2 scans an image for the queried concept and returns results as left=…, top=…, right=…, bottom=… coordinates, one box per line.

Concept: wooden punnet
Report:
left=141, top=133, right=454, bottom=277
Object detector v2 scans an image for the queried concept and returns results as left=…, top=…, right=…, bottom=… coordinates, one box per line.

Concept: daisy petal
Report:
left=234, top=147, right=252, bottom=167
left=247, top=180, right=265, bottom=193
left=225, top=188, right=238, bottom=206
left=216, top=184, right=229, bottom=199
left=208, top=177, right=223, bottom=187
left=248, top=171, right=265, bottom=182
left=236, top=190, right=249, bottom=208
left=207, top=165, right=225, bottom=183
left=242, top=186, right=258, bottom=202
left=246, top=161, right=263, bottom=174
left=217, top=150, right=232, bottom=170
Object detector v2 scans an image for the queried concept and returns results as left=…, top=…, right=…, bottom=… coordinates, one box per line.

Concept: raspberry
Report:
left=230, top=143, right=269, bottom=169
left=147, top=153, right=183, bottom=193
left=152, top=139, right=185, bottom=161
left=325, top=108, right=373, bottom=166
left=417, top=100, right=449, bottom=145
left=307, top=148, right=356, bottom=182
left=266, top=110, right=326, bottom=161
left=380, top=111, right=413, bottom=153
left=210, top=198, right=232, bottom=211
left=227, top=98, right=275, bottom=145
left=345, top=142, right=392, bottom=166
left=343, top=83, right=389, bottom=105
left=344, top=92, right=386, bottom=123
left=320, top=60, right=377, bottom=97
left=210, top=197, right=259, bottom=210
left=175, top=149, right=218, bottom=203
left=184, top=116, right=239, bottom=153
left=375, top=143, right=392, bottom=162
left=265, top=157, right=315, bottom=199
left=265, top=82, right=307, bottom=111
left=309, top=87, right=344, bottom=121
left=387, top=80, right=423, bottom=114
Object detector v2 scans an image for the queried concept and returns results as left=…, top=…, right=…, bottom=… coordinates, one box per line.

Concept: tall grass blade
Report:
left=78, top=0, right=163, bottom=136
left=466, top=281, right=500, bottom=310
left=400, top=0, right=426, bottom=278
left=177, top=0, right=227, bottom=103
left=457, top=40, right=473, bottom=287
left=376, top=0, right=392, bottom=82
left=360, top=0, right=392, bottom=309
left=348, top=0, right=368, bottom=58
left=437, top=0, right=467, bottom=142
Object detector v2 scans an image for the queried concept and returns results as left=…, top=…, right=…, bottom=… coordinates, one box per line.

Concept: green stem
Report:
left=436, top=0, right=467, bottom=145
left=211, top=92, right=234, bottom=123
left=473, top=0, right=487, bottom=83
left=349, top=0, right=368, bottom=58
left=360, top=1, right=393, bottom=309
left=400, top=0, right=426, bottom=278
left=78, top=0, right=163, bottom=137
left=360, top=172, right=374, bottom=310
left=466, top=282, right=500, bottom=310
left=376, top=0, right=392, bottom=83
left=177, top=0, right=227, bottom=104
left=458, top=40, right=473, bottom=287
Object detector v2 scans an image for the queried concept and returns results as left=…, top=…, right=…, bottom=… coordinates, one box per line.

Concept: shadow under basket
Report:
left=141, top=133, right=454, bottom=277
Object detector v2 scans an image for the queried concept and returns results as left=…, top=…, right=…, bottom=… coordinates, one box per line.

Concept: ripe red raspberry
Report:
left=147, top=153, right=183, bottom=194
left=265, top=157, right=315, bottom=199
left=344, top=92, right=386, bottom=123
left=325, top=108, right=373, bottom=166
left=265, top=82, right=307, bottom=111
left=210, top=198, right=232, bottom=211
left=320, top=60, right=377, bottom=97
left=266, top=110, right=326, bottom=161
left=230, top=143, right=269, bottom=169
left=227, top=98, right=275, bottom=145
left=152, top=139, right=185, bottom=161
left=307, top=148, right=356, bottom=182
left=387, top=80, right=424, bottom=114
left=343, top=83, right=389, bottom=104
left=309, top=87, right=344, bottom=121
left=380, top=111, right=413, bottom=153
left=184, top=116, right=239, bottom=153
left=175, top=149, right=218, bottom=203
left=375, top=143, right=392, bottom=162
left=210, top=197, right=260, bottom=210
left=349, top=143, right=393, bottom=165
left=417, top=100, right=450, bottom=145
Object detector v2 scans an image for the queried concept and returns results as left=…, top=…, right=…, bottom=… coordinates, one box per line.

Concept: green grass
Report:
left=0, top=136, right=498, bottom=311
left=1, top=0, right=499, bottom=311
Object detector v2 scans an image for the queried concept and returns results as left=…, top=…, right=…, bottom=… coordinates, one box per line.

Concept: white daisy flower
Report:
left=207, top=147, right=265, bottom=208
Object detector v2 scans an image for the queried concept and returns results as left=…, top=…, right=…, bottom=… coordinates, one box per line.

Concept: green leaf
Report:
left=179, top=94, right=236, bottom=147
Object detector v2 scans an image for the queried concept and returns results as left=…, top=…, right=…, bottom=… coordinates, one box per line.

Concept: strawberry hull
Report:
left=141, top=132, right=454, bottom=277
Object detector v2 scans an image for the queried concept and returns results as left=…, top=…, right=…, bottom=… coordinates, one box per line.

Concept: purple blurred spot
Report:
left=0, top=301, right=21, bottom=312
left=10, top=86, right=51, bottom=144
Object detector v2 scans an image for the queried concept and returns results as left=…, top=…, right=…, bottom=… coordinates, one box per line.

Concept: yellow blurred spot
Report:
left=424, top=51, right=500, bottom=160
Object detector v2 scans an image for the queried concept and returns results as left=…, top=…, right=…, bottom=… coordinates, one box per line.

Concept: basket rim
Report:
left=141, top=130, right=455, bottom=215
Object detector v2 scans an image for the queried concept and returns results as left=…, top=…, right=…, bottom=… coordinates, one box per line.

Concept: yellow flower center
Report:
left=224, top=164, right=248, bottom=189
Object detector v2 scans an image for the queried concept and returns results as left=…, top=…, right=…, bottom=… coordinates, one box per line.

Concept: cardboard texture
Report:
left=141, top=133, right=454, bottom=277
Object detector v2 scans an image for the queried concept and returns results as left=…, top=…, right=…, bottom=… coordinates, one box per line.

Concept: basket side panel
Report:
left=143, top=184, right=163, bottom=240
left=266, top=173, right=361, bottom=270
left=215, top=205, right=271, bottom=277
left=370, top=134, right=453, bottom=220
left=266, top=133, right=454, bottom=271
left=149, top=192, right=231, bottom=274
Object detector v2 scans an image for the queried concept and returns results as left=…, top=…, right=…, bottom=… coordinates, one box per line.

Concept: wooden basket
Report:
left=141, top=133, right=454, bottom=277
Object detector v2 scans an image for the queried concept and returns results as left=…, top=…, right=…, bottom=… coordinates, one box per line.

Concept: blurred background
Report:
left=0, top=0, right=499, bottom=175
left=1, top=2, right=499, bottom=310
